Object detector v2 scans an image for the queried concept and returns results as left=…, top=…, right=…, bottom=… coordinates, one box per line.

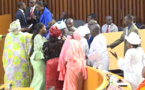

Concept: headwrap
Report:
left=76, top=26, right=90, bottom=38
left=49, top=26, right=62, bottom=38
left=73, top=32, right=81, bottom=43
left=125, top=32, right=141, bottom=45
left=54, top=21, right=66, bottom=30
left=8, top=19, right=21, bottom=34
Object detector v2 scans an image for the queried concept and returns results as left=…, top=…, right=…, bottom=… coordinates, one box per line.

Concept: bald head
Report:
left=142, top=66, right=145, bottom=78
left=90, top=24, right=100, bottom=37
left=88, top=20, right=97, bottom=30
left=29, top=0, right=36, bottom=7
left=66, top=18, right=74, bottom=30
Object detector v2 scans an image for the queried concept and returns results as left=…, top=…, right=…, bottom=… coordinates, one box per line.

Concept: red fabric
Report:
left=106, top=25, right=109, bottom=33
left=30, top=8, right=33, bottom=17
left=46, top=58, right=63, bottom=90
left=49, top=26, right=62, bottom=38
left=136, top=80, right=145, bottom=90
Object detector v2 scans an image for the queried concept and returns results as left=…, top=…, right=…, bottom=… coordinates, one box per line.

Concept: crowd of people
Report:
left=1, top=0, right=145, bottom=90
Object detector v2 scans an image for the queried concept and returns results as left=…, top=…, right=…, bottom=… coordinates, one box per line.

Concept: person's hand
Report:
left=110, top=51, right=118, bottom=59
left=21, top=28, right=29, bottom=32
left=85, top=55, right=88, bottom=59
left=32, top=14, right=36, bottom=20
left=21, top=28, right=26, bottom=32
left=27, top=17, right=31, bottom=20
left=2, top=35, right=6, bottom=38
left=107, top=45, right=110, bottom=48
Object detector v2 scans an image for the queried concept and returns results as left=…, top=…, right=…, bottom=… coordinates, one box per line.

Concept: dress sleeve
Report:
left=30, top=35, right=46, bottom=60
left=118, top=50, right=132, bottom=73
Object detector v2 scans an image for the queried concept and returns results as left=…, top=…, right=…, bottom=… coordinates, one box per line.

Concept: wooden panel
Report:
left=0, top=0, right=145, bottom=26
left=0, top=14, right=12, bottom=84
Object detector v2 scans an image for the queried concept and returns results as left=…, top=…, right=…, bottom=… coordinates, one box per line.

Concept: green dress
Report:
left=30, top=34, right=47, bottom=90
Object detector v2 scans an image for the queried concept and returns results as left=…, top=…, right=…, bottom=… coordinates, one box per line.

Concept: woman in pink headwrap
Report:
left=58, top=32, right=87, bottom=90
left=43, top=26, right=64, bottom=90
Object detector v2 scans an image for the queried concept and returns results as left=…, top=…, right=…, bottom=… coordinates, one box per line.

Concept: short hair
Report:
left=88, top=14, right=96, bottom=19
left=125, top=15, right=133, bottom=20
left=36, top=1, right=44, bottom=6
left=17, top=1, right=24, bottom=8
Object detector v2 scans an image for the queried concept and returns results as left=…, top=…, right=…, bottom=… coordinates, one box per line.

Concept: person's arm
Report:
left=25, top=7, right=31, bottom=20
left=108, top=30, right=125, bottom=48
left=118, top=50, right=132, bottom=73
left=44, top=13, right=52, bottom=28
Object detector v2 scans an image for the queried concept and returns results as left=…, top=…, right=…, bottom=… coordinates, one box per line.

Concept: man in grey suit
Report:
left=107, top=15, right=140, bottom=55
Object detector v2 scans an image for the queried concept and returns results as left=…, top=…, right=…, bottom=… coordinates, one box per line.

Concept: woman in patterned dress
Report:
left=30, top=23, right=47, bottom=90
left=3, top=19, right=32, bottom=87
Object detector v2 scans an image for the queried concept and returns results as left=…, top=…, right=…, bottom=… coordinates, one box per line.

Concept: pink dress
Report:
left=58, top=33, right=87, bottom=90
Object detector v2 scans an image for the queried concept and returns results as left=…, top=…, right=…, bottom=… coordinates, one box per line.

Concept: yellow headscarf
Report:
left=8, top=19, right=21, bottom=35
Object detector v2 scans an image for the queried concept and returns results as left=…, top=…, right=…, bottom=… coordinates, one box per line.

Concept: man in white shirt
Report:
left=101, top=16, right=118, bottom=33
left=86, top=24, right=109, bottom=71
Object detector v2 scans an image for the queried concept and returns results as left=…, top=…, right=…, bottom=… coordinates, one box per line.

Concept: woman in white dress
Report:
left=110, top=32, right=145, bottom=90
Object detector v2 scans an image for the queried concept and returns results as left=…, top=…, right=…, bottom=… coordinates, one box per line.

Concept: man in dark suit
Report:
left=25, top=0, right=37, bottom=33
left=16, top=1, right=28, bottom=32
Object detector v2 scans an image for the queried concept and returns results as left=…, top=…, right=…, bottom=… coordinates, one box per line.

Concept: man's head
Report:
left=36, top=1, right=45, bottom=11
left=17, top=1, right=26, bottom=10
left=133, top=16, right=137, bottom=23
left=29, top=0, right=36, bottom=7
left=142, top=66, right=145, bottom=78
left=87, top=14, right=96, bottom=23
left=90, top=24, right=100, bottom=37
left=124, top=15, right=133, bottom=26
left=88, top=20, right=97, bottom=30
left=106, top=16, right=113, bottom=25
left=60, top=12, right=68, bottom=20
left=66, top=18, right=74, bottom=30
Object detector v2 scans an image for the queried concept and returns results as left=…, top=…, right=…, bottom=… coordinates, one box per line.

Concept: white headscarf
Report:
left=125, top=32, right=141, bottom=45
left=8, top=19, right=21, bottom=34
left=54, top=21, right=66, bottom=30
left=76, top=26, right=90, bottom=38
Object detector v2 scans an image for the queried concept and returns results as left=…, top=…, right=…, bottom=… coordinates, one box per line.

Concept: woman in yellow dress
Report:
left=3, top=19, right=32, bottom=87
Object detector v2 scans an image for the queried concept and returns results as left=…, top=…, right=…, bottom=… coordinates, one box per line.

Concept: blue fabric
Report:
left=88, top=35, right=94, bottom=47
left=135, top=23, right=142, bottom=29
left=39, top=7, right=52, bottom=37
left=40, top=7, right=52, bottom=28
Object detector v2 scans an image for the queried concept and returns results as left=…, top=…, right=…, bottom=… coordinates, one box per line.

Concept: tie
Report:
left=30, top=8, right=33, bottom=17
left=106, top=25, right=109, bottom=33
